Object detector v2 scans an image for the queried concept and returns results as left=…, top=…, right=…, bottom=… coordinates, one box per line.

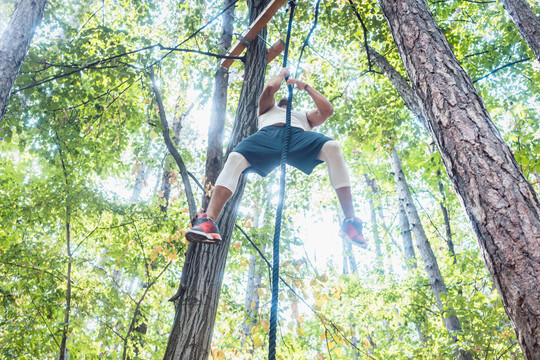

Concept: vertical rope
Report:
left=268, top=1, right=296, bottom=359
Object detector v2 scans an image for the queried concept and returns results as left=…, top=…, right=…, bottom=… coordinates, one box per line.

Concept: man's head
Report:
left=277, top=97, right=292, bottom=109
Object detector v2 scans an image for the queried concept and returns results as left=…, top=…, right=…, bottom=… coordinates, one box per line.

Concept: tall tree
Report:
left=378, top=0, right=540, bottom=357
left=436, top=169, right=457, bottom=263
left=398, top=201, right=417, bottom=270
left=0, top=0, right=48, bottom=123
left=500, top=0, right=540, bottom=60
left=369, top=47, right=458, bottom=261
left=163, top=0, right=270, bottom=358
left=391, top=148, right=473, bottom=360
left=365, top=176, right=384, bottom=273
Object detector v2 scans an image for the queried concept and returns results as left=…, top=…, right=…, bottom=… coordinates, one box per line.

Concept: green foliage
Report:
left=1, top=0, right=537, bottom=357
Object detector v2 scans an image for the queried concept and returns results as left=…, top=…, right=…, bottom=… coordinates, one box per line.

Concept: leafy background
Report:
left=1, top=0, right=538, bottom=358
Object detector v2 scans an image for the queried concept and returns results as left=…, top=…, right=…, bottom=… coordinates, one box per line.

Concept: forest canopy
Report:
left=0, top=0, right=539, bottom=359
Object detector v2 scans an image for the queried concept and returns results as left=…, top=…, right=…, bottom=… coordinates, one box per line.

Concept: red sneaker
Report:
left=185, top=214, right=222, bottom=244
left=341, top=217, right=367, bottom=249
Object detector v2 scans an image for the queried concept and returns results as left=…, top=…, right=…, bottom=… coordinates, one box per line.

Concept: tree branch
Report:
left=149, top=68, right=197, bottom=219
left=347, top=0, right=373, bottom=71
left=473, top=57, right=530, bottom=83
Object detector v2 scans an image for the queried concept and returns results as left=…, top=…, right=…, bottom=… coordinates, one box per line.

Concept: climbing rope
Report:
left=268, top=1, right=296, bottom=359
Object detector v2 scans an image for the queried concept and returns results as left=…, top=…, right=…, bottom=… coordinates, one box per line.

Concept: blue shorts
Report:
left=233, top=126, right=333, bottom=177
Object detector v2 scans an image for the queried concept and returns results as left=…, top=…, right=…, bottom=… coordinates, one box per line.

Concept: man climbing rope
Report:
left=186, top=67, right=367, bottom=248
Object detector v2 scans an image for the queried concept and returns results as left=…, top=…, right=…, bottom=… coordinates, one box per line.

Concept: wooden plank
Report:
left=266, top=39, right=285, bottom=64
left=221, top=0, right=288, bottom=69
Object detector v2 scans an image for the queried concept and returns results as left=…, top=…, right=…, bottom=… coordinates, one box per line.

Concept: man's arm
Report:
left=258, top=67, right=290, bottom=116
left=286, top=78, right=334, bottom=128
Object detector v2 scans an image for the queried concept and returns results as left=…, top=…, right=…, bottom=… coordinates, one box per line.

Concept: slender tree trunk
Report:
left=397, top=196, right=428, bottom=344
left=59, top=208, right=71, bottom=360
left=369, top=48, right=459, bottom=264
left=57, top=144, right=71, bottom=360
left=398, top=201, right=417, bottom=270
left=202, top=0, right=236, bottom=210
left=0, top=0, right=49, bottom=123
left=501, top=0, right=540, bottom=60
left=365, top=176, right=384, bottom=273
left=242, top=248, right=264, bottom=353
left=339, top=214, right=358, bottom=274
left=131, top=161, right=150, bottom=202
left=151, top=69, right=197, bottom=218
left=163, top=1, right=269, bottom=358
left=341, top=235, right=358, bottom=275
left=437, top=171, right=457, bottom=263
left=160, top=109, right=189, bottom=212
left=370, top=177, right=400, bottom=272
left=377, top=199, right=401, bottom=256
left=379, top=0, right=540, bottom=357
left=390, top=149, right=473, bottom=360
left=342, top=236, right=350, bottom=275
left=242, top=180, right=271, bottom=350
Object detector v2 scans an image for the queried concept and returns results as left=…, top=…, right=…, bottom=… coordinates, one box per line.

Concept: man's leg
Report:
left=186, top=152, right=250, bottom=243
left=317, top=140, right=367, bottom=248
left=317, top=141, right=355, bottom=217
left=206, top=186, right=233, bottom=220
left=208, top=152, right=251, bottom=219
left=335, top=186, right=355, bottom=220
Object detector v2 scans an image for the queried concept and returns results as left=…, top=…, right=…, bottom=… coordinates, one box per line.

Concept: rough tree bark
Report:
left=0, top=0, right=49, bottom=123
left=162, top=0, right=269, bottom=358
left=202, top=0, right=236, bottom=210
left=379, top=0, right=540, bottom=357
left=391, top=148, right=473, bottom=360
left=500, top=0, right=540, bottom=60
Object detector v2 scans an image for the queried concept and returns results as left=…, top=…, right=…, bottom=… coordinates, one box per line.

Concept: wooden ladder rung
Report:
left=221, top=0, right=288, bottom=69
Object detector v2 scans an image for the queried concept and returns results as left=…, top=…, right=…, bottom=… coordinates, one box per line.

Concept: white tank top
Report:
left=258, top=106, right=312, bottom=131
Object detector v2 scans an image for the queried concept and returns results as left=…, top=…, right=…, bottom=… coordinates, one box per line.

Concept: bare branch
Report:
left=149, top=68, right=197, bottom=219
left=347, top=0, right=373, bottom=72
left=473, top=57, right=530, bottom=83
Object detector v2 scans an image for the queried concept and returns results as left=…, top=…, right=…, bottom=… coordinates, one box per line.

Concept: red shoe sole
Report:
left=351, top=236, right=368, bottom=249
left=186, top=229, right=222, bottom=244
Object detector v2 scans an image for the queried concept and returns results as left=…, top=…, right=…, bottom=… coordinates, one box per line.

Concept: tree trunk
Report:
left=202, top=0, right=236, bottom=210
left=437, top=171, right=457, bottom=263
left=131, top=161, right=150, bottom=202
left=365, top=176, right=384, bottom=273
left=59, top=208, right=71, bottom=360
left=390, top=148, right=473, bottom=360
left=242, top=180, right=271, bottom=351
left=0, top=0, right=49, bottom=123
left=501, top=0, right=540, bottom=60
left=379, top=0, right=540, bottom=357
left=242, top=248, right=264, bottom=353
left=160, top=111, right=187, bottom=212
left=163, top=0, right=269, bottom=358
left=398, top=201, right=417, bottom=270
left=341, top=235, right=358, bottom=275
left=369, top=48, right=459, bottom=264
